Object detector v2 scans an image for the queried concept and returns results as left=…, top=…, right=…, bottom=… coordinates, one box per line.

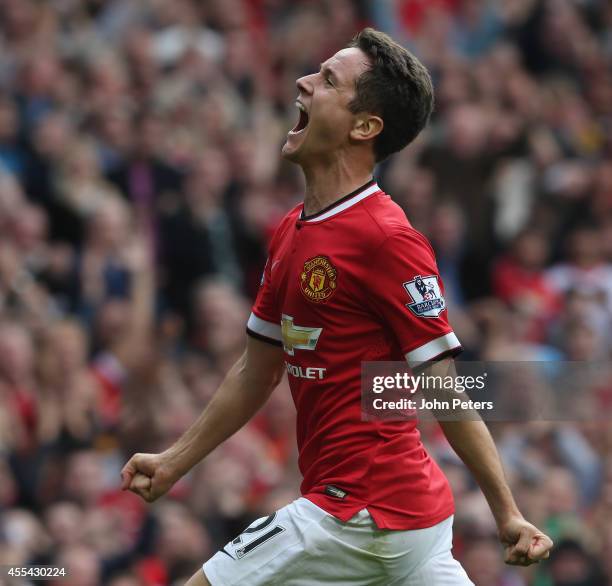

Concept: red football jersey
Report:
left=247, top=180, right=461, bottom=530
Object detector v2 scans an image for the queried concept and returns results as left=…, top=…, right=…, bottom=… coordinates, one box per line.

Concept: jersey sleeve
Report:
left=365, top=229, right=461, bottom=366
left=246, top=232, right=283, bottom=347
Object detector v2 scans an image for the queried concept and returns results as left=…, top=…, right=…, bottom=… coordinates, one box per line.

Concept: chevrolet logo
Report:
left=281, top=314, right=322, bottom=356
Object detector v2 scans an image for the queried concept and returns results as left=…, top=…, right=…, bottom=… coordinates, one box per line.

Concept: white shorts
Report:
left=203, top=497, right=473, bottom=586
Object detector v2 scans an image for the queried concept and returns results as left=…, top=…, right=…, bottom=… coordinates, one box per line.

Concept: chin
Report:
left=281, top=141, right=303, bottom=163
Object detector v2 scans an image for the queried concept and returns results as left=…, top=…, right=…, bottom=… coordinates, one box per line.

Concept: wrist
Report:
left=494, top=505, right=524, bottom=529
left=163, top=440, right=202, bottom=478
left=161, top=446, right=194, bottom=479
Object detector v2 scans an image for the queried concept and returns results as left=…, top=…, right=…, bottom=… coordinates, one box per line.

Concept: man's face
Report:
left=282, top=47, right=371, bottom=163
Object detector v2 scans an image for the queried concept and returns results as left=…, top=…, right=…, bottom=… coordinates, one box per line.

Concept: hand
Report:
left=498, top=516, right=553, bottom=566
left=121, top=233, right=153, bottom=274
left=120, top=452, right=179, bottom=503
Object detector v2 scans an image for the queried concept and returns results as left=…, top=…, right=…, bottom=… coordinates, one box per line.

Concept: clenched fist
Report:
left=499, top=516, right=554, bottom=566
left=121, top=452, right=180, bottom=503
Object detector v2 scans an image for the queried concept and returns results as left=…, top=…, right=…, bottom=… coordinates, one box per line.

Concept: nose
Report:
left=296, top=75, right=313, bottom=95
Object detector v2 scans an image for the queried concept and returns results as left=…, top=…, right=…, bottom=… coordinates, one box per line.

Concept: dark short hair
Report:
left=348, top=28, right=434, bottom=162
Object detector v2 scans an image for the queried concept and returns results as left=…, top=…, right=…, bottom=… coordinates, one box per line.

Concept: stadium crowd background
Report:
left=0, top=0, right=611, bottom=584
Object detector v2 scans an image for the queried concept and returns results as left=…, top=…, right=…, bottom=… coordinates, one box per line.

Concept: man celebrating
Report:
left=122, top=29, right=553, bottom=585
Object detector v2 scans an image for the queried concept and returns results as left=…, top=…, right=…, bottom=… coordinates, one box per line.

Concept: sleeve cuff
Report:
left=246, top=313, right=282, bottom=346
left=404, top=332, right=462, bottom=365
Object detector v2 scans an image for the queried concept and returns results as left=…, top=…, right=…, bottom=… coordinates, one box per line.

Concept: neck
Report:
left=301, top=159, right=374, bottom=217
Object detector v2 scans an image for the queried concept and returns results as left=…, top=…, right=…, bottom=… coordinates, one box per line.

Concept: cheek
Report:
left=312, top=103, right=353, bottom=142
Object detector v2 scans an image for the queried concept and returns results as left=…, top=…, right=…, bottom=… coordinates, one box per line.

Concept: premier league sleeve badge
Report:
left=402, top=275, right=446, bottom=318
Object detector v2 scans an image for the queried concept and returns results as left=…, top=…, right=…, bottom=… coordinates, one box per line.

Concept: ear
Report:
left=349, top=115, right=383, bottom=143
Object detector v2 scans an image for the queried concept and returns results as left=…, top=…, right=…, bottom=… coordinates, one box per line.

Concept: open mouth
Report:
left=290, top=101, right=309, bottom=134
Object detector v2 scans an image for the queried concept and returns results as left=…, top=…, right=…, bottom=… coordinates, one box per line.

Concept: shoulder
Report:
left=360, top=192, right=434, bottom=255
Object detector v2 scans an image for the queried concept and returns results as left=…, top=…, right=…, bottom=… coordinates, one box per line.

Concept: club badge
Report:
left=300, top=256, right=337, bottom=303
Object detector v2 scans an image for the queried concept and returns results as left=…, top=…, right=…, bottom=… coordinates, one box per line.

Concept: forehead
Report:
left=324, top=47, right=371, bottom=86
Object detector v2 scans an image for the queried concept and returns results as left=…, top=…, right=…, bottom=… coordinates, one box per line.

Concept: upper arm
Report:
left=241, top=219, right=289, bottom=389
left=417, top=355, right=456, bottom=379
left=417, top=357, right=485, bottom=423
left=241, top=333, right=285, bottom=392
left=364, top=229, right=462, bottom=367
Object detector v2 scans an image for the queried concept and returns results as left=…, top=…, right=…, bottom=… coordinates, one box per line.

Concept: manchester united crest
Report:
left=300, top=256, right=337, bottom=303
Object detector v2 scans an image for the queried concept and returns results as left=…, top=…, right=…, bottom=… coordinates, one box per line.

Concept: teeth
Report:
left=296, top=101, right=306, bottom=112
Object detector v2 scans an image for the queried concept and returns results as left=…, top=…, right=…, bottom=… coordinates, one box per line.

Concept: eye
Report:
left=324, top=76, right=334, bottom=87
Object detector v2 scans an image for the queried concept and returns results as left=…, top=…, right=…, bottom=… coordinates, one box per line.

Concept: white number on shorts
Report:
left=230, top=513, right=286, bottom=559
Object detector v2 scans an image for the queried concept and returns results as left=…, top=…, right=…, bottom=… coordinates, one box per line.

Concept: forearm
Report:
left=164, top=350, right=280, bottom=476
left=439, top=419, right=521, bottom=525
left=423, top=358, right=521, bottom=525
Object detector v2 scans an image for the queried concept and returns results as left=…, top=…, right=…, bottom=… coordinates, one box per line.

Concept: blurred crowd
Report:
left=0, top=0, right=611, bottom=584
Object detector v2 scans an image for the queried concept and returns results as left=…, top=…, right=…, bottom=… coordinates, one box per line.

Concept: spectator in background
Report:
left=37, top=319, right=101, bottom=449
left=0, top=508, right=52, bottom=569
left=153, top=502, right=211, bottom=583
left=418, top=102, right=497, bottom=299
left=55, top=138, right=122, bottom=223
left=429, top=200, right=468, bottom=308
left=108, top=111, right=184, bottom=244
left=15, top=52, right=60, bottom=131
left=161, top=150, right=241, bottom=316
left=44, top=501, right=85, bottom=551
left=461, top=538, right=526, bottom=586
left=23, top=112, right=78, bottom=242
left=0, top=92, right=26, bottom=177
left=0, top=321, right=37, bottom=456
left=493, top=229, right=562, bottom=342
left=74, top=196, right=134, bottom=321
left=56, top=544, right=102, bottom=586
left=546, top=226, right=612, bottom=316
left=189, top=279, right=249, bottom=369
left=545, top=539, right=607, bottom=586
